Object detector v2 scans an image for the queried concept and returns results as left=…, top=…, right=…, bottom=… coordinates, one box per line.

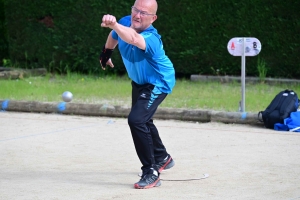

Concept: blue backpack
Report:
left=258, top=90, right=299, bottom=129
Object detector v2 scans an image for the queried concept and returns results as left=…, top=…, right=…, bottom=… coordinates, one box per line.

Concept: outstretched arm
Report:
left=101, top=14, right=146, bottom=50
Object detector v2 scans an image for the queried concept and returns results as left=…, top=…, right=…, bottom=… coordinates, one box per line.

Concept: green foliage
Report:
left=2, top=58, right=11, bottom=67
left=3, top=0, right=300, bottom=78
left=0, top=0, right=8, bottom=65
left=3, top=0, right=127, bottom=74
left=156, top=0, right=300, bottom=78
left=257, top=57, right=267, bottom=82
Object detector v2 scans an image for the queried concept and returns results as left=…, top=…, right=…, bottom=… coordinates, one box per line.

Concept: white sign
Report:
left=226, top=37, right=262, bottom=112
left=227, top=37, right=261, bottom=56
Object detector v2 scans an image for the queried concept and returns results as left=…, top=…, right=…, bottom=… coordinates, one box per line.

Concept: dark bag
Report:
left=258, top=90, right=299, bottom=129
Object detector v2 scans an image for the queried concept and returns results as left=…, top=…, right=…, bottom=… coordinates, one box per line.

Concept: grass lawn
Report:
left=1, top=73, right=299, bottom=113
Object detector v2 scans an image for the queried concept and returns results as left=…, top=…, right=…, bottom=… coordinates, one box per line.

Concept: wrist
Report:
left=106, top=22, right=118, bottom=30
left=103, top=45, right=114, bottom=52
left=99, top=45, right=114, bottom=67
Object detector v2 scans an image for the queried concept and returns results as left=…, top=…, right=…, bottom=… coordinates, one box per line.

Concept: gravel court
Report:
left=0, top=112, right=300, bottom=200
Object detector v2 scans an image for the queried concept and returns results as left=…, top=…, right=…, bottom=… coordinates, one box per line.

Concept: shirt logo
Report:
left=140, top=93, right=146, bottom=98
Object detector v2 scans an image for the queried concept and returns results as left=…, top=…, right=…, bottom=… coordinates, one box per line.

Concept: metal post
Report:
left=241, top=38, right=246, bottom=112
left=227, top=37, right=262, bottom=112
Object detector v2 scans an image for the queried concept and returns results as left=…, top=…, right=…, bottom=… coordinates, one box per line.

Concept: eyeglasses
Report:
left=131, top=6, right=155, bottom=17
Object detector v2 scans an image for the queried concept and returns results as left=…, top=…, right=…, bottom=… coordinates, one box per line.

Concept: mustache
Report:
left=132, top=16, right=141, bottom=21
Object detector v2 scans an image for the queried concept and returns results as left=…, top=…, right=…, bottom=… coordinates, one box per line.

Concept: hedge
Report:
left=3, top=0, right=300, bottom=78
left=0, top=0, right=8, bottom=65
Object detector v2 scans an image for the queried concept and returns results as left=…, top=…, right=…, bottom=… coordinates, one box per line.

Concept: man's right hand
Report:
left=101, top=14, right=117, bottom=29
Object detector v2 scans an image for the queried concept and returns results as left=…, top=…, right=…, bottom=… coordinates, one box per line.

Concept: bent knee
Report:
left=128, top=113, right=144, bottom=127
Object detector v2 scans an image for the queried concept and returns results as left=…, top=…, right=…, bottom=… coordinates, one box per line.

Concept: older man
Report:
left=100, top=0, right=175, bottom=189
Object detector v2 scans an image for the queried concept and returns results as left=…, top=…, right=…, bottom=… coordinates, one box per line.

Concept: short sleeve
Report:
left=142, top=32, right=161, bottom=56
left=112, top=30, right=118, bottom=40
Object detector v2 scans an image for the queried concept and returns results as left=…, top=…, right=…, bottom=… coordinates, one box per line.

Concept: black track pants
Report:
left=128, top=81, right=169, bottom=172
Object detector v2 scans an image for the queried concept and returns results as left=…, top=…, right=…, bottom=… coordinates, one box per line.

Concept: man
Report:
left=99, top=0, right=175, bottom=189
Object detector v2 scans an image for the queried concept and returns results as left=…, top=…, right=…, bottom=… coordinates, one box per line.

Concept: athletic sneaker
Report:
left=134, top=168, right=161, bottom=189
left=156, top=154, right=175, bottom=173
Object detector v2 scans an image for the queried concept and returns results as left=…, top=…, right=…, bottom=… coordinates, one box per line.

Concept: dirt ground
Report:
left=0, top=112, right=300, bottom=200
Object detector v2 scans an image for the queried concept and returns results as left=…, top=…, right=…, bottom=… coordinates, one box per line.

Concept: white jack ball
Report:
left=62, top=91, right=73, bottom=102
